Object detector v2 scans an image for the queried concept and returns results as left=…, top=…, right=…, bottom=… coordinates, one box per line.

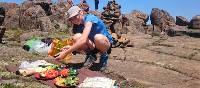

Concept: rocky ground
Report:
left=0, top=28, right=200, bottom=88
left=0, top=29, right=143, bottom=88
left=1, top=1, right=200, bottom=88
left=109, top=34, right=200, bottom=88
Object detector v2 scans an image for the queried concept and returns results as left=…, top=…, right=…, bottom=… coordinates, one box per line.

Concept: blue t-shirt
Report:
left=76, top=14, right=113, bottom=44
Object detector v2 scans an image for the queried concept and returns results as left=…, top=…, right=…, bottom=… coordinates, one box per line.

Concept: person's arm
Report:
left=55, top=22, right=93, bottom=60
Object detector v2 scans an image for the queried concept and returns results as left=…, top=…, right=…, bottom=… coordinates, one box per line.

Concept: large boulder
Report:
left=0, top=3, right=20, bottom=28
left=131, top=10, right=149, bottom=24
left=49, top=3, right=73, bottom=31
left=190, top=15, right=200, bottom=29
left=20, top=5, right=54, bottom=31
left=124, top=10, right=149, bottom=34
left=150, top=8, right=176, bottom=32
left=35, top=2, right=52, bottom=16
left=38, top=16, right=55, bottom=31
left=4, top=8, right=20, bottom=28
left=24, top=5, right=46, bottom=17
left=176, top=16, right=189, bottom=26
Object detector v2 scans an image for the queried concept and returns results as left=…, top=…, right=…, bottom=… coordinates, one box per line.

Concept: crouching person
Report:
left=55, top=6, right=113, bottom=71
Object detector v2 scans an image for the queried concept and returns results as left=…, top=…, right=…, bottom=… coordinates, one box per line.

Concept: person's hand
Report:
left=55, top=45, right=71, bottom=61
left=60, top=45, right=70, bottom=52
left=55, top=51, right=66, bottom=61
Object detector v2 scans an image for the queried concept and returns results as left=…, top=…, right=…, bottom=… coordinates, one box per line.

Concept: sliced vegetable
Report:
left=59, top=68, right=69, bottom=77
left=69, top=68, right=78, bottom=76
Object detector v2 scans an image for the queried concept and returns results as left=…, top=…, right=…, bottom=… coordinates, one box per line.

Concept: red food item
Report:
left=34, top=73, right=41, bottom=79
left=59, top=68, right=69, bottom=77
left=34, top=70, right=59, bottom=79
left=44, top=70, right=59, bottom=79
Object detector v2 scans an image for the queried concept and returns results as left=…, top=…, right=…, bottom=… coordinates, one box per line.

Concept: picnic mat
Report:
left=5, top=65, right=105, bottom=88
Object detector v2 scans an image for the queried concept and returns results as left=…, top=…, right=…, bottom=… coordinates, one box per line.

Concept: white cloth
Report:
left=78, top=77, right=116, bottom=88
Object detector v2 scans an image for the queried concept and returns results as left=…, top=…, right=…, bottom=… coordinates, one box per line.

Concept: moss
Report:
left=0, top=83, right=20, bottom=88
left=4, top=28, right=24, bottom=42
left=0, top=72, right=19, bottom=79
left=119, top=80, right=145, bottom=88
left=48, top=31, right=70, bottom=39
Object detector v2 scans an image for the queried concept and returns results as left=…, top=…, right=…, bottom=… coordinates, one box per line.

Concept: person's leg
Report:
left=72, top=33, right=97, bottom=67
left=94, top=34, right=110, bottom=53
left=94, top=34, right=111, bottom=71
left=72, top=33, right=95, bottom=53
left=95, top=0, right=99, bottom=10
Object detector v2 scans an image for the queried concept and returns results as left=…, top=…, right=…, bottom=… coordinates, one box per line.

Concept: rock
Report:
left=4, top=8, right=21, bottom=28
left=0, top=3, right=18, bottom=10
left=20, top=5, right=55, bottom=31
left=125, top=14, right=146, bottom=34
left=38, top=16, right=55, bottom=31
left=19, top=5, right=44, bottom=30
left=112, top=21, right=123, bottom=36
left=150, top=8, right=176, bottom=32
left=109, top=59, right=193, bottom=88
left=110, top=48, right=125, bottom=60
left=176, top=16, right=189, bottom=26
left=101, top=0, right=122, bottom=32
left=190, top=15, right=200, bottom=29
left=147, top=45, right=198, bottom=59
left=24, top=5, right=46, bottom=17
left=131, top=10, right=149, bottom=24
left=35, top=2, right=52, bottom=16
left=21, top=0, right=34, bottom=8
left=32, top=0, right=51, bottom=3
left=123, top=10, right=149, bottom=34
left=166, top=25, right=200, bottom=37
left=1, top=3, right=21, bottom=28
left=121, top=14, right=129, bottom=27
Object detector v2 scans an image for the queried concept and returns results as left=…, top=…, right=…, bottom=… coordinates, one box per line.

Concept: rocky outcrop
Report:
left=1, top=1, right=59, bottom=31
left=124, top=10, right=149, bottom=34
left=150, top=8, right=176, bottom=32
left=176, top=16, right=189, bottom=26
left=190, top=15, right=200, bottom=29
left=131, top=10, right=149, bottom=25
left=20, top=5, right=54, bottom=31
left=4, top=8, right=21, bottom=28
left=0, top=3, right=18, bottom=10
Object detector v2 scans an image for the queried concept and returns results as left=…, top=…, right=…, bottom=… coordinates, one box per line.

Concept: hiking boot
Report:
left=83, top=53, right=97, bottom=68
left=99, top=53, right=109, bottom=72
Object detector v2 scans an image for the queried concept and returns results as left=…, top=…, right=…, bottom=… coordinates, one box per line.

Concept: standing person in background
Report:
left=94, top=0, right=99, bottom=11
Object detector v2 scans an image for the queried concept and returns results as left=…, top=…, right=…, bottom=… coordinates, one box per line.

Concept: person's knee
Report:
left=94, top=34, right=110, bottom=53
left=94, top=34, right=105, bottom=42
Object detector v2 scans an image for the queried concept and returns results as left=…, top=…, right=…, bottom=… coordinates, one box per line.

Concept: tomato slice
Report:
left=45, top=70, right=59, bottom=79
left=59, top=68, right=69, bottom=77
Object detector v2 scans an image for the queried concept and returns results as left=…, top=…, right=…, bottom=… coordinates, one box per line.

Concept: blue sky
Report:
left=1, top=0, right=200, bottom=20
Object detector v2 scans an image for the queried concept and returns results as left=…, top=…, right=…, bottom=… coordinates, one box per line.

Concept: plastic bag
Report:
left=29, top=41, right=51, bottom=54
left=48, top=38, right=73, bottom=63
left=19, top=60, right=52, bottom=69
